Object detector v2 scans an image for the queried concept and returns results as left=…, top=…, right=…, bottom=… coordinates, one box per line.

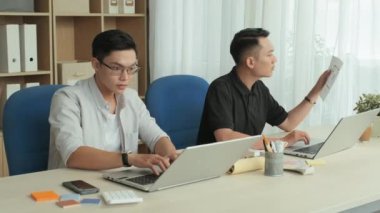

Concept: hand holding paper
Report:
left=320, top=56, right=343, bottom=100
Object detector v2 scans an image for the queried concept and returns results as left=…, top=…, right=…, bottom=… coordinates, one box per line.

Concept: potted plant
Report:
left=354, top=93, right=380, bottom=141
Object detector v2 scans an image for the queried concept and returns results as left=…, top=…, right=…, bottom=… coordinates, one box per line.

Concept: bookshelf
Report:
left=52, top=0, right=148, bottom=96
left=0, top=0, right=52, bottom=128
left=0, top=0, right=53, bottom=176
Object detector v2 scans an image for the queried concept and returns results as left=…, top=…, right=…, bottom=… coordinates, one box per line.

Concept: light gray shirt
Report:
left=48, top=77, right=168, bottom=169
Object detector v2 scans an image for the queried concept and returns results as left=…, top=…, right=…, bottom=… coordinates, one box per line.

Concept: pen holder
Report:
left=264, top=152, right=284, bottom=177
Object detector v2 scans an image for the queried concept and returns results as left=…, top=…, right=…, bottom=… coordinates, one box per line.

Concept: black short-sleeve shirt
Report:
left=197, top=67, right=288, bottom=144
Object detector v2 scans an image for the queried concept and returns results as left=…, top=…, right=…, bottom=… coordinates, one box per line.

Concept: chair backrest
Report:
left=2, top=85, right=66, bottom=176
left=145, top=75, right=209, bottom=149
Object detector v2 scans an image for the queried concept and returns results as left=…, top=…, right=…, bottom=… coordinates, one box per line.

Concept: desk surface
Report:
left=1, top=136, right=380, bottom=212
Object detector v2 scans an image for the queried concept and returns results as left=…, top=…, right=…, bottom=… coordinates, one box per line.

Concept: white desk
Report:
left=1, top=137, right=380, bottom=212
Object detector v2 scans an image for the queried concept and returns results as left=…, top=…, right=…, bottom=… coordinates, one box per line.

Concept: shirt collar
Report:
left=88, top=76, right=126, bottom=111
left=229, top=66, right=258, bottom=96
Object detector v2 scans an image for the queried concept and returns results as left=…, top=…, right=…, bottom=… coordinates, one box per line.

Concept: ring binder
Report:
left=20, top=24, right=38, bottom=72
left=0, top=24, right=21, bottom=73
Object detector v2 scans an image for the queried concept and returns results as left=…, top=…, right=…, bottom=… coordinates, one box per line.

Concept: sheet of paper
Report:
left=320, top=56, right=343, bottom=100
left=283, top=158, right=315, bottom=175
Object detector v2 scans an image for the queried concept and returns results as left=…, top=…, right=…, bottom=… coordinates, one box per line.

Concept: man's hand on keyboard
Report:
left=128, top=154, right=171, bottom=175
left=280, top=130, right=311, bottom=147
left=250, top=130, right=311, bottom=150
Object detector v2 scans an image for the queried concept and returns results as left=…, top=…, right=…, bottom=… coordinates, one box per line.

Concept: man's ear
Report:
left=91, top=57, right=100, bottom=72
left=245, top=56, right=256, bottom=69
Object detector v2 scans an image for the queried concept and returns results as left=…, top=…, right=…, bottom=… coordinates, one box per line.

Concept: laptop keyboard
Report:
left=294, top=143, right=324, bottom=154
left=127, top=174, right=161, bottom=185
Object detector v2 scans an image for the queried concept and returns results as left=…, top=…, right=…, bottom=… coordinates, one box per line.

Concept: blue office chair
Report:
left=3, top=85, right=66, bottom=176
left=145, top=75, right=209, bottom=149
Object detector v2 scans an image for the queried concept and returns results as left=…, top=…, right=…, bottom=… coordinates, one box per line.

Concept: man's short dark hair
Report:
left=230, top=28, right=270, bottom=64
left=92, top=29, right=137, bottom=62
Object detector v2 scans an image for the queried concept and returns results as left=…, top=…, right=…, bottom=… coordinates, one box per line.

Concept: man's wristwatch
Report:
left=121, top=152, right=131, bottom=167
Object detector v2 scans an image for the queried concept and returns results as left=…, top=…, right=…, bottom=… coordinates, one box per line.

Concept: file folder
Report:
left=6, top=83, right=21, bottom=99
left=0, top=0, right=34, bottom=12
left=53, top=0, right=89, bottom=13
left=20, top=24, right=38, bottom=72
left=104, top=0, right=119, bottom=14
left=119, top=0, right=135, bottom=14
left=26, top=82, right=40, bottom=88
left=0, top=24, right=21, bottom=73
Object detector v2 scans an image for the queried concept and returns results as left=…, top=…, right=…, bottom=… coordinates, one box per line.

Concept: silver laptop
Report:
left=103, top=136, right=260, bottom=192
left=285, top=108, right=380, bottom=159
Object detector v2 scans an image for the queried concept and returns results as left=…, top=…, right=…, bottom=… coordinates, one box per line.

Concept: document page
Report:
left=320, top=56, right=343, bottom=100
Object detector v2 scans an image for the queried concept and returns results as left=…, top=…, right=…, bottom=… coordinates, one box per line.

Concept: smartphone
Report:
left=62, top=180, right=99, bottom=195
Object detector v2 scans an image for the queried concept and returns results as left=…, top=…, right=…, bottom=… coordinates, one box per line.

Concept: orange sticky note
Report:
left=31, top=191, right=59, bottom=202
left=56, top=200, right=80, bottom=208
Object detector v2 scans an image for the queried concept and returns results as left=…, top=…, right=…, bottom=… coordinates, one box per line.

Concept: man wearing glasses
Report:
left=48, top=30, right=177, bottom=175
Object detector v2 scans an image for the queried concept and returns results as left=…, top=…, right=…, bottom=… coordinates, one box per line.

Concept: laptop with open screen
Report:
left=103, top=136, right=260, bottom=192
left=285, top=108, right=380, bottom=159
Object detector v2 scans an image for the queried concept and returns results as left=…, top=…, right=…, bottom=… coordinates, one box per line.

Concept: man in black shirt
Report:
left=197, top=28, right=330, bottom=148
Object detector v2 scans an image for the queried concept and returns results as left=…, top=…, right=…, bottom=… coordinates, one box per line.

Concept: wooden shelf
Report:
left=0, top=12, right=50, bottom=16
left=52, top=0, right=148, bottom=96
left=0, top=0, right=53, bottom=101
left=54, top=13, right=102, bottom=17
left=103, top=13, right=145, bottom=17
left=0, top=71, right=51, bottom=77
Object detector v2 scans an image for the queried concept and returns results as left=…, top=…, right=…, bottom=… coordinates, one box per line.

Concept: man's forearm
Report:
left=214, top=128, right=250, bottom=142
left=282, top=99, right=314, bottom=130
left=154, top=137, right=177, bottom=157
left=66, top=146, right=123, bottom=170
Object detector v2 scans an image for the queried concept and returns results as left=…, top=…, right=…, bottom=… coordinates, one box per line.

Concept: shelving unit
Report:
left=0, top=1, right=52, bottom=83
left=52, top=0, right=148, bottom=96
left=0, top=0, right=52, bottom=126
left=0, top=0, right=52, bottom=177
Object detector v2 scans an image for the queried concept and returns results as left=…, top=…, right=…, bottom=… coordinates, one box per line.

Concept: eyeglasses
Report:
left=100, top=61, right=141, bottom=76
